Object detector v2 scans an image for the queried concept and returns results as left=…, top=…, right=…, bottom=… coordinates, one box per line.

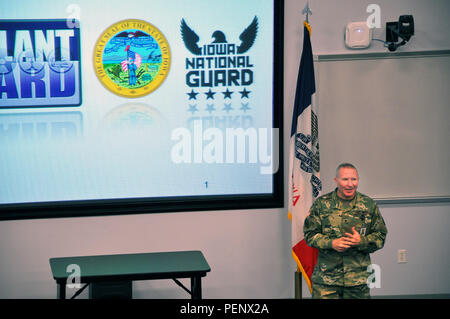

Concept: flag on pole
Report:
left=288, top=21, right=322, bottom=293
left=121, top=45, right=142, bottom=72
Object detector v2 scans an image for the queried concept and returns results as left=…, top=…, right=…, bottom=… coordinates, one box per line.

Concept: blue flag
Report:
left=291, top=23, right=316, bottom=137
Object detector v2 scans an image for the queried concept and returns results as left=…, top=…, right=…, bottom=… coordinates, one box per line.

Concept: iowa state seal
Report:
left=93, top=19, right=170, bottom=98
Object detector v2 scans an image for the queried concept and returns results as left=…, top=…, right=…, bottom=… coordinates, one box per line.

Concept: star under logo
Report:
left=187, top=89, right=199, bottom=100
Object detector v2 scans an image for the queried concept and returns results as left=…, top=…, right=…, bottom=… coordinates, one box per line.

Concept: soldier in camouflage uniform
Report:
left=304, top=163, right=387, bottom=299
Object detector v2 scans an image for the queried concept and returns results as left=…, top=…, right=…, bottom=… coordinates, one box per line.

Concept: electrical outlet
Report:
left=398, top=249, right=407, bottom=263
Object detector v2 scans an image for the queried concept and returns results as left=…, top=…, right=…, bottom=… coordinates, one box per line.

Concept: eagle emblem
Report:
left=181, top=16, right=258, bottom=55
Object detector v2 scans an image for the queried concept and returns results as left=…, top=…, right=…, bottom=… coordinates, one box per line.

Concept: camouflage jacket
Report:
left=303, top=189, right=387, bottom=287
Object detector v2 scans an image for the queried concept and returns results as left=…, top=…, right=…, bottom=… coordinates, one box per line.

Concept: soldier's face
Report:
left=335, top=167, right=359, bottom=200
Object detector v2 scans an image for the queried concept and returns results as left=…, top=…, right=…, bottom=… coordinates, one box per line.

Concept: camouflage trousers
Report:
left=312, top=282, right=371, bottom=299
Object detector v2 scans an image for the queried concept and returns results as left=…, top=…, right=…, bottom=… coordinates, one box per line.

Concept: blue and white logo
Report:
left=0, top=20, right=81, bottom=108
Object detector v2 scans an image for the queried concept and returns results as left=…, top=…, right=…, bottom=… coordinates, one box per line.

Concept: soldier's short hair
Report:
left=336, top=163, right=358, bottom=177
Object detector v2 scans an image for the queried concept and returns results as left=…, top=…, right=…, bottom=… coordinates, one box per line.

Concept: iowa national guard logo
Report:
left=180, top=16, right=258, bottom=121
left=93, top=19, right=170, bottom=98
left=181, top=16, right=258, bottom=89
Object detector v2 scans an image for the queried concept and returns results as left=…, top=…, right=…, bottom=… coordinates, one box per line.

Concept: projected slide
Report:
left=0, top=0, right=283, bottom=219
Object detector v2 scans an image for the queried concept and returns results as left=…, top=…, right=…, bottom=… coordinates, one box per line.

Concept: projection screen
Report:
left=0, top=0, right=284, bottom=220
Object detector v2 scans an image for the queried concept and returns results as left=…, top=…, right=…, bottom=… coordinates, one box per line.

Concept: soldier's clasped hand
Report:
left=332, top=227, right=361, bottom=252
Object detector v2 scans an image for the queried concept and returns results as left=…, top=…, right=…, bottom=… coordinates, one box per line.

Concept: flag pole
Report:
left=302, top=1, right=312, bottom=24
left=295, top=269, right=303, bottom=299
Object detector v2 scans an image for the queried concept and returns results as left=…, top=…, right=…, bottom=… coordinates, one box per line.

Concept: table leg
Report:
left=57, top=281, right=66, bottom=299
left=191, top=276, right=202, bottom=299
